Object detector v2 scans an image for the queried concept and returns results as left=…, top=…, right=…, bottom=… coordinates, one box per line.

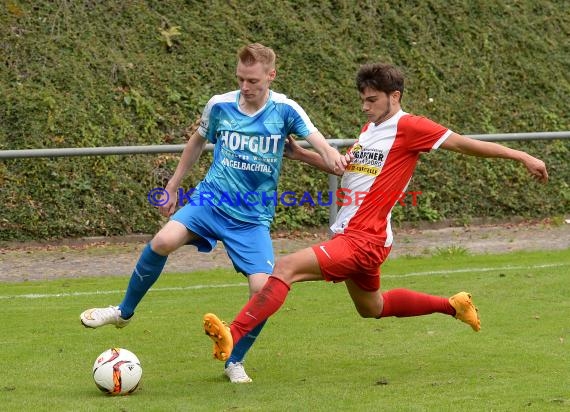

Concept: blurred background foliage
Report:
left=0, top=0, right=568, bottom=240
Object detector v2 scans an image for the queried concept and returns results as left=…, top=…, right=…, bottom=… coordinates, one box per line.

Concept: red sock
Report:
left=230, top=276, right=290, bottom=343
left=380, top=288, right=455, bottom=318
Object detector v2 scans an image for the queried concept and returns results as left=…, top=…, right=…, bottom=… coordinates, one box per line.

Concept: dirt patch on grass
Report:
left=1, top=220, right=569, bottom=282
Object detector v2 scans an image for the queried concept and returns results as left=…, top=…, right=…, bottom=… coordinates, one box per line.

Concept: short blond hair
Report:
left=237, top=43, right=276, bottom=70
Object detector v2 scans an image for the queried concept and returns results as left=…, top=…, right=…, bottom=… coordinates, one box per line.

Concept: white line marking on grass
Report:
left=1, top=262, right=569, bottom=300
left=0, top=282, right=248, bottom=300
left=384, top=262, right=569, bottom=278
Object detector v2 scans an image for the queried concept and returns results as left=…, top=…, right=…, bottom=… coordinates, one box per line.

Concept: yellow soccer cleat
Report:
left=449, top=292, right=481, bottom=332
left=203, top=313, right=234, bottom=361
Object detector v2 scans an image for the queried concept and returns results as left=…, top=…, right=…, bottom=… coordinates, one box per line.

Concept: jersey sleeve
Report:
left=197, top=96, right=219, bottom=143
left=399, top=114, right=452, bottom=152
left=284, top=99, right=318, bottom=139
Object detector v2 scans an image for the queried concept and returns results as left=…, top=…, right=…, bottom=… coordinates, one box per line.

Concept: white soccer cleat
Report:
left=224, top=361, right=253, bottom=383
left=80, top=306, right=131, bottom=329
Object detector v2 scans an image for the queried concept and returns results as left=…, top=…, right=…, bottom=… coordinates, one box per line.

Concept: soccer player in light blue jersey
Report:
left=80, top=43, right=349, bottom=383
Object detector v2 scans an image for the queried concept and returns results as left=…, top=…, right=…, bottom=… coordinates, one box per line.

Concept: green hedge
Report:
left=1, top=0, right=568, bottom=240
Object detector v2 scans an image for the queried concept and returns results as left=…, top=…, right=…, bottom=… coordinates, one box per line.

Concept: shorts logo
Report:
left=319, top=245, right=332, bottom=260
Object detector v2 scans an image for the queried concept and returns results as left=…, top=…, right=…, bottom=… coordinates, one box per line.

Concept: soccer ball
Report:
left=92, top=348, right=142, bottom=395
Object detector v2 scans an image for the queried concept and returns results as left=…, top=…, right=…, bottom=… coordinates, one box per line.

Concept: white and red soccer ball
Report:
left=92, top=348, right=142, bottom=395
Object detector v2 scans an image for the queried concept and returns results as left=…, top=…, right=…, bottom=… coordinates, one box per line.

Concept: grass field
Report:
left=1, top=248, right=569, bottom=411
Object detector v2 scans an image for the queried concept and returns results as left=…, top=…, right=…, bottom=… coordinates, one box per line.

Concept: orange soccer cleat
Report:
left=449, top=292, right=481, bottom=332
left=203, top=313, right=234, bottom=361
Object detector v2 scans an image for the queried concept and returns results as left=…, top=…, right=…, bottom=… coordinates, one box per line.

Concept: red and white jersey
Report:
left=331, top=110, right=452, bottom=247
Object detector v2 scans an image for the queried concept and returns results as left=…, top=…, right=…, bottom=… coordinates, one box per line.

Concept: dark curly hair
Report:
left=356, top=63, right=404, bottom=101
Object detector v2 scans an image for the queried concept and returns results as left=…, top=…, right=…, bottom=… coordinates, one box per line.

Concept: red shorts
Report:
left=311, top=234, right=391, bottom=292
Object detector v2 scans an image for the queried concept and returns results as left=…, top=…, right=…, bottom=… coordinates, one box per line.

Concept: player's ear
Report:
left=390, top=90, right=401, bottom=104
left=267, top=68, right=276, bottom=81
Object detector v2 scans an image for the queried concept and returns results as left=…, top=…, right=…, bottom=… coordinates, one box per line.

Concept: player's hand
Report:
left=284, top=136, right=302, bottom=160
left=523, top=155, right=548, bottom=183
left=158, top=186, right=178, bottom=217
left=328, top=147, right=352, bottom=175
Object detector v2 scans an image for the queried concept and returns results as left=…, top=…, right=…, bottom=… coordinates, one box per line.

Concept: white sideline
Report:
left=390, top=262, right=568, bottom=277
left=0, top=283, right=248, bottom=300
left=0, top=262, right=568, bottom=300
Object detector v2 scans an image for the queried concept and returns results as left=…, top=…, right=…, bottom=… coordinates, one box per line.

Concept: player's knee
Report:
left=248, top=275, right=270, bottom=296
left=272, top=258, right=295, bottom=283
left=355, top=307, right=378, bottom=318
left=353, top=301, right=382, bottom=318
left=150, top=234, right=177, bottom=255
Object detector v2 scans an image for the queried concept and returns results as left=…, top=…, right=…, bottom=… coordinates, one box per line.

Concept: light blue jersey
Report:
left=195, top=90, right=317, bottom=226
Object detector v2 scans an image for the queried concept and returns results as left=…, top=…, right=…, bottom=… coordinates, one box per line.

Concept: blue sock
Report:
left=119, top=243, right=167, bottom=318
left=226, top=320, right=267, bottom=366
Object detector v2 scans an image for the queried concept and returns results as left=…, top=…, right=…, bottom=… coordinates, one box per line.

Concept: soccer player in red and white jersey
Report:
left=203, top=63, right=549, bottom=365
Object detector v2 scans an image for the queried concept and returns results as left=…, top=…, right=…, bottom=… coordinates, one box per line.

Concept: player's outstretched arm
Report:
left=159, top=131, right=208, bottom=217
left=284, top=136, right=350, bottom=176
left=440, top=133, right=548, bottom=183
left=284, top=136, right=331, bottom=173
left=304, top=131, right=351, bottom=175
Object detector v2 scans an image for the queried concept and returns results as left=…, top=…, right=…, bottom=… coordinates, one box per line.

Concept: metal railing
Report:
left=1, top=131, right=569, bottom=160
left=1, top=131, right=569, bottom=224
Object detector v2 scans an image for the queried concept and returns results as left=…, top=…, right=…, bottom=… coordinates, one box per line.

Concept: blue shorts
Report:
left=171, top=203, right=274, bottom=276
